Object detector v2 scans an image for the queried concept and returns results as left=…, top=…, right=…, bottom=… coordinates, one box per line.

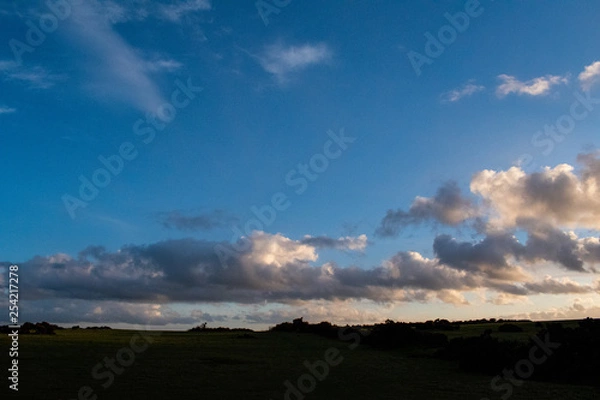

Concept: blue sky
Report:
left=2, top=0, right=600, bottom=329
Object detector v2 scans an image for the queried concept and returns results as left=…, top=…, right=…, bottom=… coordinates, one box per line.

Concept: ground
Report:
left=1, top=321, right=597, bottom=399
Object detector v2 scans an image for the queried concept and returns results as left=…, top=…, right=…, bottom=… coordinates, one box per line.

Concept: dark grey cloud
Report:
left=433, top=233, right=525, bottom=280
left=299, top=234, right=367, bottom=251
left=156, top=209, right=237, bottom=231
left=433, top=224, right=599, bottom=276
left=520, top=220, right=586, bottom=272
left=376, top=181, right=476, bottom=237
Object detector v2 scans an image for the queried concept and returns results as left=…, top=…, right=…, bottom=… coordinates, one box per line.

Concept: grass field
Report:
left=1, top=322, right=597, bottom=399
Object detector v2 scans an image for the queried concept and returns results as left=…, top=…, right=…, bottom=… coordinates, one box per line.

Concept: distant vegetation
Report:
left=1, top=321, right=63, bottom=335
left=0, top=322, right=113, bottom=334
left=188, top=322, right=253, bottom=333
left=270, top=317, right=600, bottom=387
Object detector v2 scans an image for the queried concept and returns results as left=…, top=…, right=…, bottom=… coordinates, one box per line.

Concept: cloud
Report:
left=496, top=74, right=568, bottom=97
left=3, top=231, right=482, bottom=307
left=159, top=0, right=211, bottom=22
left=509, top=299, right=600, bottom=321
left=300, top=234, right=368, bottom=252
left=66, top=0, right=169, bottom=112
left=14, top=299, right=224, bottom=326
left=242, top=300, right=388, bottom=325
left=0, top=107, right=16, bottom=114
left=240, top=231, right=318, bottom=268
left=441, top=81, right=485, bottom=103
left=376, top=182, right=477, bottom=237
left=157, top=209, right=237, bottom=231
left=523, top=276, right=594, bottom=294
left=377, top=154, right=600, bottom=277
left=433, top=233, right=528, bottom=280
left=470, top=153, right=600, bottom=230
left=0, top=60, right=18, bottom=71
left=0, top=62, right=64, bottom=89
left=6, top=224, right=599, bottom=325
left=258, top=42, right=332, bottom=84
left=489, top=293, right=529, bottom=305
left=144, top=58, right=184, bottom=72
left=4, top=66, right=64, bottom=89
left=578, top=61, right=600, bottom=91
left=520, top=222, right=587, bottom=272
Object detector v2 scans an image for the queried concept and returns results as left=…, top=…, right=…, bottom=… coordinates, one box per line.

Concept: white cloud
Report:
left=578, top=60, right=600, bottom=91
left=242, top=231, right=318, bottom=268
left=258, top=42, right=332, bottom=84
left=0, top=107, right=16, bottom=114
left=496, top=74, right=568, bottom=97
left=470, top=156, right=600, bottom=230
left=441, top=81, right=485, bottom=102
left=510, top=299, right=600, bottom=321
left=159, top=0, right=211, bottom=22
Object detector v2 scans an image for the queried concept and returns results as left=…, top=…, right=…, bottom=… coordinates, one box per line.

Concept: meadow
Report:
left=1, top=320, right=598, bottom=400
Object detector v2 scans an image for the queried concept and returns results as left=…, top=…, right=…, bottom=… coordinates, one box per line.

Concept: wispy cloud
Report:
left=0, top=60, right=18, bottom=71
left=496, top=74, right=568, bottom=97
left=441, top=81, right=485, bottom=103
left=258, top=42, right=332, bottom=84
left=66, top=0, right=170, bottom=112
left=0, top=107, right=16, bottom=114
left=157, top=209, right=237, bottom=231
left=4, top=66, right=64, bottom=89
left=578, top=60, right=600, bottom=91
left=1, top=59, right=64, bottom=89
left=159, top=0, right=211, bottom=22
left=144, top=58, right=184, bottom=72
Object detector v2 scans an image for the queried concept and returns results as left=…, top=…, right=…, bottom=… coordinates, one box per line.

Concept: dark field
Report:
left=2, top=320, right=598, bottom=400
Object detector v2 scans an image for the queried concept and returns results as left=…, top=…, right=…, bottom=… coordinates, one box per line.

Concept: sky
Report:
left=1, top=0, right=600, bottom=330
